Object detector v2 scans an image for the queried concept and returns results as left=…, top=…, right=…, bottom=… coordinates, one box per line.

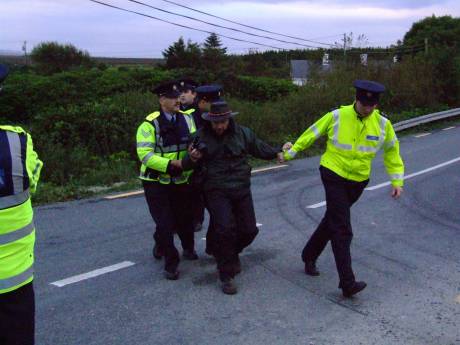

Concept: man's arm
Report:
left=25, top=133, right=43, bottom=194
left=283, top=112, right=332, bottom=161
left=246, top=128, right=281, bottom=161
left=382, top=120, right=404, bottom=198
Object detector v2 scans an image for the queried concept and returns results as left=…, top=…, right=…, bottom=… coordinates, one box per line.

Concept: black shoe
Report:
left=183, top=249, right=199, bottom=260
left=163, top=269, right=179, bottom=280
left=221, top=278, right=238, bottom=295
left=193, top=223, right=203, bottom=232
left=153, top=245, right=164, bottom=260
left=342, top=281, right=367, bottom=298
left=304, top=261, right=320, bottom=276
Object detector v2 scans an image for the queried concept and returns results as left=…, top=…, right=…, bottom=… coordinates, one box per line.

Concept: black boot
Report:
left=182, top=249, right=199, bottom=260
left=304, top=261, right=320, bottom=276
left=163, top=269, right=179, bottom=280
left=221, top=278, right=238, bottom=295
left=342, top=281, right=367, bottom=298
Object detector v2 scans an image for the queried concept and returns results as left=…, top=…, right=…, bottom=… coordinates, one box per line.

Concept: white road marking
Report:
left=252, top=165, right=288, bottom=174
left=455, top=295, right=460, bottom=304
left=256, top=223, right=263, bottom=227
left=442, top=126, right=456, bottom=131
left=50, top=261, right=135, bottom=287
left=306, top=156, right=460, bottom=208
left=105, top=190, right=143, bottom=200
left=414, top=133, right=431, bottom=138
left=105, top=165, right=287, bottom=200
left=306, top=201, right=326, bottom=209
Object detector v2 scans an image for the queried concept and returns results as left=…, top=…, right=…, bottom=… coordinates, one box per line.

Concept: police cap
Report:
left=178, top=78, right=198, bottom=92
left=153, top=81, right=181, bottom=98
left=0, top=64, right=9, bottom=84
left=353, top=80, right=385, bottom=106
left=195, top=84, right=223, bottom=102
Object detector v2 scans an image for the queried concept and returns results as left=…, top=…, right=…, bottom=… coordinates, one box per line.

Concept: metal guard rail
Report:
left=393, top=107, right=460, bottom=132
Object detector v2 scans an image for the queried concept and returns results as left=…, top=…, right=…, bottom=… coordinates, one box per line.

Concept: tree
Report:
left=162, top=37, right=202, bottom=69
left=403, top=15, right=460, bottom=105
left=202, top=33, right=227, bottom=71
left=333, top=32, right=369, bottom=50
left=31, top=41, right=92, bottom=74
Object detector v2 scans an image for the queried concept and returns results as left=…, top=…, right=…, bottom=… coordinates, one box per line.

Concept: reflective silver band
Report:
left=6, top=131, right=24, bottom=194
left=287, top=149, right=297, bottom=158
left=332, top=110, right=352, bottom=150
left=375, top=116, right=388, bottom=151
left=383, top=138, right=396, bottom=150
left=357, top=145, right=378, bottom=153
left=310, top=124, right=320, bottom=138
left=0, top=220, right=34, bottom=245
left=0, top=189, right=30, bottom=210
left=390, top=173, right=404, bottom=180
left=142, top=151, right=156, bottom=165
left=154, top=143, right=188, bottom=154
left=0, top=265, right=34, bottom=291
left=137, top=142, right=155, bottom=148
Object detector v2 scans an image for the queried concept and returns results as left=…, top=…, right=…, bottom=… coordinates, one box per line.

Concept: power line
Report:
left=123, top=0, right=325, bottom=49
left=154, top=0, right=334, bottom=46
left=89, top=0, right=285, bottom=50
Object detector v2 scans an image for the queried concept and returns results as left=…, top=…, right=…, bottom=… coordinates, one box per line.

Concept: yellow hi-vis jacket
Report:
left=136, top=110, right=196, bottom=184
left=0, top=125, right=43, bottom=294
left=284, top=104, right=404, bottom=186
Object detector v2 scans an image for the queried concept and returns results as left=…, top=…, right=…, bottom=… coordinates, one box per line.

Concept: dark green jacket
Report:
left=184, top=119, right=280, bottom=191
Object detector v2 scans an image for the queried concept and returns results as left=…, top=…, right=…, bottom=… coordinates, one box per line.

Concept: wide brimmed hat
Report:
left=202, top=101, right=238, bottom=122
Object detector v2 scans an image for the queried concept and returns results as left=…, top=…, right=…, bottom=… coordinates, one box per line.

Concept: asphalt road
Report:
left=33, top=123, right=460, bottom=345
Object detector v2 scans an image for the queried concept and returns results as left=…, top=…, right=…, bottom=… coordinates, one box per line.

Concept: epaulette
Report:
left=0, top=125, right=26, bottom=134
left=145, top=111, right=160, bottom=122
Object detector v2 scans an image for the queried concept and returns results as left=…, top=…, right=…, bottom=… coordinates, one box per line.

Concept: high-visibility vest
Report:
left=0, top=125, right=42, bottom=294
left=284, top=104, right=404, bottom=186
left=136, top=110, right=196, bottom=184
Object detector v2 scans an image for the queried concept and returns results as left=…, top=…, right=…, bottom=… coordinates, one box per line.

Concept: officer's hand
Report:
left=190, top=148, right=203, bottom=162
left=167, top=160, right=183, bottom=176
left=391, top=186, right=403, bottom=199
left=282, top=142, right=293, bottom=151
left=277, top=152, right=285, bottom=163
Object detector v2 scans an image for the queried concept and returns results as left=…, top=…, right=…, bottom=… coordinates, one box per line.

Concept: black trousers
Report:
left=204, top=187, right=259, bottom=281
left=143, top=181, right=195, bottom=272
left=302, top=166, right=368, bottom=289
left=0, top=283, right=35, bottom=345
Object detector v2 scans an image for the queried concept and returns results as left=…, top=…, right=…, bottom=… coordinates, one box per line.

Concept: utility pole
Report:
left=343, top=33, right=347, bottom=65
left=424, top=38, right=429, bottom=55
left=22, top=41, right=28, bottom=65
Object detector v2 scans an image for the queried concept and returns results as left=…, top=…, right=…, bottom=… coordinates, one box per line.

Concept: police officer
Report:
left=0, top=64, right=43, bottom=345
left=136, top=81, right=198, bottom=280
left=178, top=78, right=198, bottom=113
left=284, top=80, right=404, bottom=297
left=183, top=101, right=285, bottom=294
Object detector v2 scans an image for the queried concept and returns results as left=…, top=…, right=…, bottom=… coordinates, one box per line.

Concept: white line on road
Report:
left=50, top=261, right=135, bottom=287
left=455, top=295, right=460, bottom=304
left=414, top=133, right=431, bottom=138
left=105, top=166, right=288, bottom=200
left=252, top=165, right=288, bottom=174
left=306, top=156, right=460, bottom=209
left=442, top=126, right=456, bottom=131
left=105, top=190, right=143, bottom=200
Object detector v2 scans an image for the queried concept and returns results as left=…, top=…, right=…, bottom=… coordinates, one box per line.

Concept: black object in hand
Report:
left=191, top=136, right=207, bottom=153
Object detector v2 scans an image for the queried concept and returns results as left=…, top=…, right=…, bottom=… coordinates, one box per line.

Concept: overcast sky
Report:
left=1, top=0, right=459, bottom=57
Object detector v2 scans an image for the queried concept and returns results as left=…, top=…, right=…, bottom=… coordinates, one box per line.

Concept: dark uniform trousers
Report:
left=302, top=166, right=368, bottom=289
left=204, top=187, right=259, bottom=281
left=0, top=282, right=35, bottom=345
left=143, top=181, right=195, bottom=272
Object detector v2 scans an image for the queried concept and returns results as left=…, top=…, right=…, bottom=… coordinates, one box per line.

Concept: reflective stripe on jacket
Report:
left=284, top=104, right=404, bottom=186
left=136, top=110, right=196, bottom=184
left=0, top=125, right=42, bottom=294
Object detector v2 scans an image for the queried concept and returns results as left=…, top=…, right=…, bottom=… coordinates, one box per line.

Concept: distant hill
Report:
left=0, top=53, right=165, bottom=66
